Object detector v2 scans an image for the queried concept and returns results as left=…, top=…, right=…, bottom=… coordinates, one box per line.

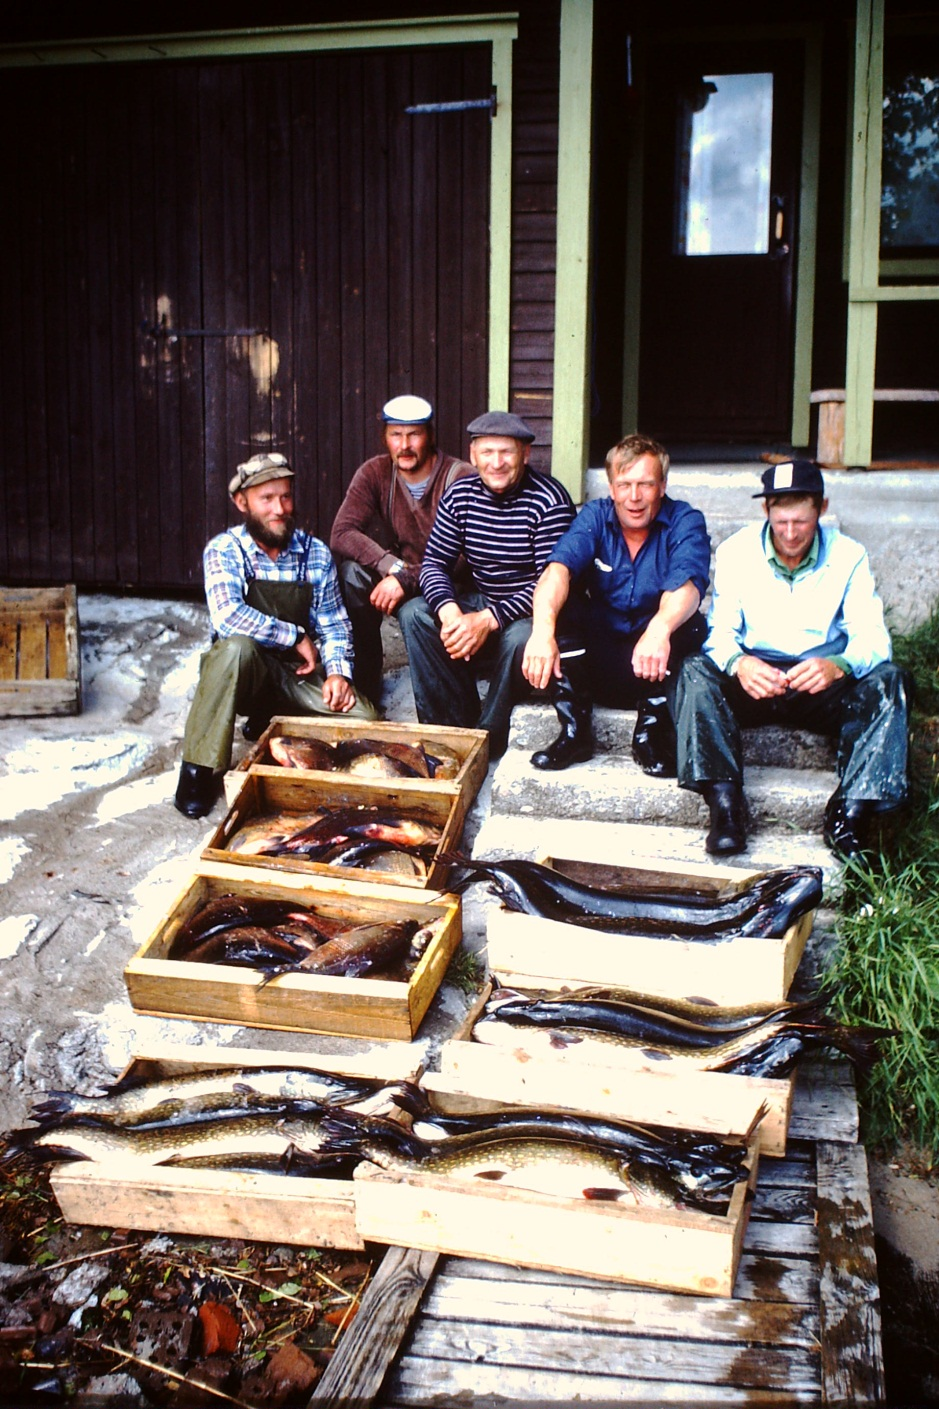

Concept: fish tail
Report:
left=386, top=1082, right=434, bottom=1120
left=824, top=1025, right=890, bottom=1071
left=29, top=1093, right=79, bottom=1123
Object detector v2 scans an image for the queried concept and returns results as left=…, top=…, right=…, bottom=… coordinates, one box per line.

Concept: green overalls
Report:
left=182, top=573, right=377, bottom=773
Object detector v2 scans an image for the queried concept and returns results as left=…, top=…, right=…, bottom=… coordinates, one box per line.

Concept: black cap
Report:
left=753, top=460, right=825, bottom=499
left=466, top=410, right=535, bottom=443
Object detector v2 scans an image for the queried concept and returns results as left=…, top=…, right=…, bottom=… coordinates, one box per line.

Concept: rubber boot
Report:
left=530, top=660, right=594, bottom=771
left=823, top=791, right=873, bottom=859
left=631, top=694, right=678, bottom=778
left=174, top=762, right=219, bottom=820
left=704, top=781, right=747, bottom=855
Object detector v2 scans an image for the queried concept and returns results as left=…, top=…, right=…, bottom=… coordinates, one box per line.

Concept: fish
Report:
left=172, top=895, right=347, bottom=956
left=443, top=856, right=823, bottom=940
left=257, top=807, right=442, bottom=859
left=423, top=744, right=462, bottom=780
left=172, top=927, right=314, bottom=969
left=227, top=810, right=326, bottom=855
left=546, top=986, right=818, bottom=1032
left=28, top=1067, right=401, bottom=1128
left=259, top=919, right=419, bottom=985
left=471, top=1015, right=885, bottom=1079
left=333, top=739, right=431, bottom=779
left=319, top=1111, right=729, bottom=1210
left=268, top=736, right=339, bottom=771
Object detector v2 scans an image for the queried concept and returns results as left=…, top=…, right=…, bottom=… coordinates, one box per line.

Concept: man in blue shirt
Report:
left=675, top=460, right=908, bottom=858
left=522, top=433, right=710, bottom=771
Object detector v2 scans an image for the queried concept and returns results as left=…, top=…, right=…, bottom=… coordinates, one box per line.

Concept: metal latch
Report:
left=405, top=91, right=497, bottom=117
left=142, top=314, right=263, bottom=344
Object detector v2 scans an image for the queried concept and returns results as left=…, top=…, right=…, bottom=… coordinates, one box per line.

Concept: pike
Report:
left=259, top=919, right=420, bottom=984
left=259, top=807, right=441, bottom=859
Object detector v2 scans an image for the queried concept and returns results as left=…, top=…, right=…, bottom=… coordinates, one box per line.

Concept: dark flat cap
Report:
left=466, top=410, right=535, bottom=443
left=229, top=451, right=294, bottom=497
left=754, top=460, right=825, bottom=498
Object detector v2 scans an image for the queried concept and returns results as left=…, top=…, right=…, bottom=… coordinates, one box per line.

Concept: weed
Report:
left=445, top=945, right=486, bottom=996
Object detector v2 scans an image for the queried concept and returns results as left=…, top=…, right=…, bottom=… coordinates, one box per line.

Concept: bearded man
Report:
left=174, top=452, right=377, bottom=820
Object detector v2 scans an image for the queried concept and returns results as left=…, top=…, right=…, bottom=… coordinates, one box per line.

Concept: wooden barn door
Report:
left=0, top=45, right=490, bottom=589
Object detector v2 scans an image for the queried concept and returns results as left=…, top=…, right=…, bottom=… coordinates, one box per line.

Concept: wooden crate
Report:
left=353, top=1133, right=759, bottom=1297
left=486, top=854, right=815, bottom=1006
left=225, top=717, right=488, bottom=823
left=124, top=861, right=462, bottom=1040
left=203, top=771, right=462, bottom=891
left=51, top=1042, right=419, bottom=1248
left=0, top=585, right=81, bottom=716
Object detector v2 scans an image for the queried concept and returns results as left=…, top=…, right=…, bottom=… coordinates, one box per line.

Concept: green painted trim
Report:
left=0, top=15, right=519, bottom=66
left=488, top=36, right=514, bottom=410
left=552, top=0, right=594, bottom=502
left=880, top=259, right=939, bottom=277
left=851, top=284, right=939, bottom=301
left=621, top=41, right=645, bottom=437
left=844, top=0, right=884, bottom=465
left=791, top=28, right=823, bottom=448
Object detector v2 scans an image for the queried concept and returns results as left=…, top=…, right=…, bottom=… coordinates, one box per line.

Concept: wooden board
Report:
left=225, top=717, right=489, bottom=823
left=203, top=771, right=463, bottom=892
left=352, top=1136, right=760, bottom=1298
left=0, top=585, right=81, bottom=716
left=50, top=1042, right=421, bottom=1249
left=124, top=861, right=461, bottom=1040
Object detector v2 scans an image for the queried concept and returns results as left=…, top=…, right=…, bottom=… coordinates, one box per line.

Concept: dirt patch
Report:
left=870, top=1154, right=939, bottom=1404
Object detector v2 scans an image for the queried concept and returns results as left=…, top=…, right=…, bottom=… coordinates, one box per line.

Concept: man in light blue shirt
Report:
left=675, top=461, right=908, bottom=858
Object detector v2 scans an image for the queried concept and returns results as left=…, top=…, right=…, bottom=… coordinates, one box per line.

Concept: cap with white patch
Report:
left=753, top=460, right=825, bottom=498
left=382, top=395, right=433, bottom=425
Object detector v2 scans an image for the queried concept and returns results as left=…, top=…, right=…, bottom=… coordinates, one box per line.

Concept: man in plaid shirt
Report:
left=175, top=452, right=376, bottom=819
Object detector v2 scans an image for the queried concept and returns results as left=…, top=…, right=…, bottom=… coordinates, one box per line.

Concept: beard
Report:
left=245, top=510, right=295, bottom=550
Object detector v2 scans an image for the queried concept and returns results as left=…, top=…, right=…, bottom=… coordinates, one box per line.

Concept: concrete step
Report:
left=508, top=702, right=837, bottom=770
left=472, top=813, right=841, bottom=885
left=489, top=747, right=838, bottom=833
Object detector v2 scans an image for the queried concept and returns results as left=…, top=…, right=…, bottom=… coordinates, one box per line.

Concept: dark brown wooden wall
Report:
left=0, top=44, right=491, bottom=589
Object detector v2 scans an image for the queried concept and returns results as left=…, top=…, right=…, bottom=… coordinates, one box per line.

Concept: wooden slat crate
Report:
left=124, top=861, right=462, bottom=1040
left=486, top=854, right=815, bottom=1006
left=0, top=585, right=81, bottom=716
left=225, top=717, right=489, bottom=826
left=353, top=1132, right=759, bottom=1298
left=203, top=772, right=463, bottom=891
left=51, top=1042, right=420, bottom=1249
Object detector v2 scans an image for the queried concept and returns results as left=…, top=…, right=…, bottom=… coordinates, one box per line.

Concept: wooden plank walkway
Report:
left=310, top=1065, right=885, bottom=1408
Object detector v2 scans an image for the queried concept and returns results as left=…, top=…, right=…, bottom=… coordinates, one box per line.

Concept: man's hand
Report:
left=736, top=656, right=791, bottom=700
left=294, top=634, right=320, bottom=676
left=369, top=575, right=406, bottom=615
left=438, top=603, right=497, bottom=661
left=321, top=674, right=356, bottom=712
left=522, top=628, right=561, bottom=690
left=631, top=619, right=673, bottom=683
left=786, top=657, right=845, bottom=694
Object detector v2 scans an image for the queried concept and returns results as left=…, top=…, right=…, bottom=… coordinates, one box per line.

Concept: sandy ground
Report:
left=1, top=591, right=938, bottom=1399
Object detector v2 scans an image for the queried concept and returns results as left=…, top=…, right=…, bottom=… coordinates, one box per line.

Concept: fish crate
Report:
left=203, top=771, right=463, bottom=891
left=486, top=854, right=816, bottom=1007
left=352, top=1129, right=760, bottom=1297
left=429, top=1026, right=792, bottom=1159
left=124, top=861, right=462, bottom=1040
left=225, top=717, right=488, bottom=821
left=0, top=585, right=81, bottom=717
left=50, top=1042, right=420, bottom=1248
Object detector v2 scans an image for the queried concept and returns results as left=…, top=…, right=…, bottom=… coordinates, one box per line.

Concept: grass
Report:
left=445, top=945, right=486, bottom=996
left=820, top=613, right=939, bottom=1166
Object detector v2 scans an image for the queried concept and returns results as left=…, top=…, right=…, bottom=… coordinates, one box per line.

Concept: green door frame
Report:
left=620, top=22, right=823, bottom=453
left=0, top=13, right=518, bottom=412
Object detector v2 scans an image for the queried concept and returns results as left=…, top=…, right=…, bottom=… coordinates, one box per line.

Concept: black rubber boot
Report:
left=704, top=781, right=747, bottom=855
left=530, top=663, right=594, bottom=771
left=242, top=714, right=272, bottom=742
left=823, top=791, right=873, bottom=859
left=174, top=762, right=219, bottom=820
left=631, top=695, right=678, bottom=778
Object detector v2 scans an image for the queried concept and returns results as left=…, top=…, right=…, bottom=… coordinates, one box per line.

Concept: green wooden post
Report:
left=551, top=0, right=595, bottom=501
left=791, top=29, right=823, bottom=449
left=488, top=34, right=515, bottom=411
left=844, top=0, right=884, bottom=466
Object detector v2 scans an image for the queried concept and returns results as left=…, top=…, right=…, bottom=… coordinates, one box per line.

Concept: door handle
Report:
left=770, top=194, right=790, bottom=259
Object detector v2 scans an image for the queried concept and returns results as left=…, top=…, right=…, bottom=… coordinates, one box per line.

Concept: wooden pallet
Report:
left=0, top=585, right=81, bottom=716
left=308, top=1065, right=884, bottom=1408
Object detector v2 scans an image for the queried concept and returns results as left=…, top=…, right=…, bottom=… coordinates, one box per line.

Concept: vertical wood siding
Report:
left=0, top=45, right=490, bottom=589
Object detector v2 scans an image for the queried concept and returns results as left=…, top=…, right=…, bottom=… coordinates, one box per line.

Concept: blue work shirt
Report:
left=549, top=495, right=711, bottom=637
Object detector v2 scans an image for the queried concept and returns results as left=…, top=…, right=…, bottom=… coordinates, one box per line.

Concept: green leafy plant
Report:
left=445, top=946, right=486, bottom=996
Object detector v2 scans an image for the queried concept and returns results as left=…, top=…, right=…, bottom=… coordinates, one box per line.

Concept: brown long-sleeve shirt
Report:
left=329, top=451, right=472, bottom=598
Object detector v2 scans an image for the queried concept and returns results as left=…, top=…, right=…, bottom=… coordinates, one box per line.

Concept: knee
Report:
left=204, top=634, right=261, bottom=671
left=398, top=596, right=433, bottom=640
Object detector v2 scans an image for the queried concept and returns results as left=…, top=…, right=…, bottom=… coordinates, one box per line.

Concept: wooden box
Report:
left=203, top=772, right=462, bottom=891
left=50, top=1043, right=419, bottom=1248
left=486, top=854, right=815, bottom=1006
left=0, top=585, right=81, bottom=716
left=225, top=717, right=488, bottom=825
left=124, top=862, right=462, bottom=1040
left=353, top=1132, right=759, bottom=1296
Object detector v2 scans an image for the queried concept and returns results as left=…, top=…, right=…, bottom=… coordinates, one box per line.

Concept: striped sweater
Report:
left=419, top=468, right=576, bottom=626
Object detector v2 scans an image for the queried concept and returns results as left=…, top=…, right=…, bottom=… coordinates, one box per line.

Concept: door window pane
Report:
left=881, top=73, right=939, bottom=248
left=676, top=72, right=773, bottom=256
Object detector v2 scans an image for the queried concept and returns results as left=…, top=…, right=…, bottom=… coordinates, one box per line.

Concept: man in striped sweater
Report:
left=399, top=411, right=587, bottom=760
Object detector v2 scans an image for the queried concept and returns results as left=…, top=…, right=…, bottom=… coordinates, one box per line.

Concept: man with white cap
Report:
left=399, top=410, right=582, bottom=759
left=675, top=460, right=908, bottom=858
left=330, top=395, right=472, bottom=704
left=174, top=451, right=377, bottom=819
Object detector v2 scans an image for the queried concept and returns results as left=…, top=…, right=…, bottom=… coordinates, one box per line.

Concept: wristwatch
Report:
left=388, top=559, right=406, bottom=576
